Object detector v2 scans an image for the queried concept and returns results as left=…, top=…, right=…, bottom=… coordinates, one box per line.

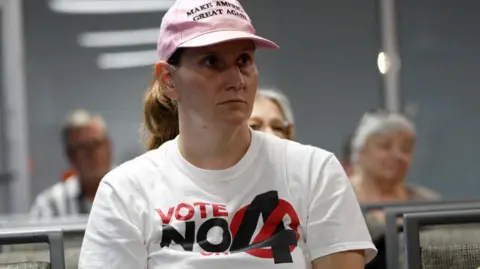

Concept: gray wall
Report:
left=19, top=0, right=480, bottom=206
left=242, top=0, right=382, bottom=148
left=398, top=0, right=480, bottom=198
left=24, top=0, right=383, bottom=203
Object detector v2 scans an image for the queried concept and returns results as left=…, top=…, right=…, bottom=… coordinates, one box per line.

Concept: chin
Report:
left=382, top=173, right=405, bottom=183
left=222, top=112, right=249, bottom=126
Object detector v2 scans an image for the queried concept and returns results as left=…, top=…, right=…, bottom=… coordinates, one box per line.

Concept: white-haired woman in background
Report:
left=350, top=110, right=440, bottom=269
left=248, top=88, right=295, bottom=140
left=350, top=110, right=439, bottom=203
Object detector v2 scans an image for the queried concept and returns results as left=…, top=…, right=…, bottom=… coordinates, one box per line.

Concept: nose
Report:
left=225, top=66, right=245, bottom=91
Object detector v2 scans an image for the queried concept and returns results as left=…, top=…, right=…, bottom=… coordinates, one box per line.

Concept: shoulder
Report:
left=259, top=131, right=334, bottom=166
left=408, top=185, right=441, bottom=200
left=286, top=140, right=334, bottom=166
left=30, top=180, right=71, bottom=216
left=100, top=146, right=170, bottom=192
left=280, top=137, right=337, bottom=180
left=260, top=132, right=343, bottom=187
left=34, top=180, right=70, bottom=202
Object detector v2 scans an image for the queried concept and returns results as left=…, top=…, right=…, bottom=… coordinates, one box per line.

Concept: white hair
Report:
left=351, top=111, right=415, bottom=163
left=256, top=88, right=295, bottom=123
left=63, top=109, right=106, bottom=132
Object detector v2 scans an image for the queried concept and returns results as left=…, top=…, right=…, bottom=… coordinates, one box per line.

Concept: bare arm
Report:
left=312, top=250, right=365, bottom=269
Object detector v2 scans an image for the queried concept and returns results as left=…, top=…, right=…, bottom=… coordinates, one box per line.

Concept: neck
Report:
left=80, top=178, right=100, bottom=201
left=178, top=120, right=251, bottom=170
left=351, top=170, right=407, bottom=203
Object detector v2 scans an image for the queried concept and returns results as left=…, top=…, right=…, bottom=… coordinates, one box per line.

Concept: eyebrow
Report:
left=248, top=117, right=262, bottom=121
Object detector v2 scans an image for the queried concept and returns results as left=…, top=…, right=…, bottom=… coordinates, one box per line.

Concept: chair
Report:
left=0, top=228, right=65, bottom=269
left=0, top=217, right=86, bottom=269
left=383, top=201, right=480, bottom=269
left=403, top=209, right=480, bottom=269
left=360, top=198, right=480, bottom=214
left=362, top=199, right=480, bottom=241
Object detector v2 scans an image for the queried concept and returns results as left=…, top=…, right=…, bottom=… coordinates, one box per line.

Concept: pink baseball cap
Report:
left=157, top=0, right=279, bottom=61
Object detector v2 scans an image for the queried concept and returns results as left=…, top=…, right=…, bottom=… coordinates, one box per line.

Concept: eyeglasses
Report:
left=67, top=138, right=108, bottom=154
left=249, top=121, right=291, bottom=138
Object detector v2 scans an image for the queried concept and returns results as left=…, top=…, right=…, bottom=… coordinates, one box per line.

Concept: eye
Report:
left=271, top=122, right=289, bottom=137
left=378, top=141, right=391, bottom=150
left=401, top=144, right=414, bottom=154
left=249, top=123, right=261, bottom=130
left=272, top=126, right=287, bottom=133
left=201, top=55, right=220, bottom=68
left=237, top=53, right=253, bottom=67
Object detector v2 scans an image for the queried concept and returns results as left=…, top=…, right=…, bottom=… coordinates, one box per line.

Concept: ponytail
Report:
left=142, top=48, right=184, bottom=150
left=143, top=77, right=179, bottom=150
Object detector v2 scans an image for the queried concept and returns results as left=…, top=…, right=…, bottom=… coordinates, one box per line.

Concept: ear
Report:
left=155, top=61, right=179, bottom=100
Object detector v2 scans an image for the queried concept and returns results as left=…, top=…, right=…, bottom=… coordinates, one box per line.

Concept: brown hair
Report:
left=142, top=49, right=184, bottom=150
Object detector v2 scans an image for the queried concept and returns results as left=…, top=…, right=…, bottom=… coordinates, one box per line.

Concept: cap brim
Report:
left=178, top=30, right=279, bottom=50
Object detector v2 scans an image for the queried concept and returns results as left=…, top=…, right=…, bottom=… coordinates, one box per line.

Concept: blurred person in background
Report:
left=349, top=110, right=439, bottom=269
left=340, top=133, right=354, bottom=177
left=30, top=110, right=113, bottom=218
left=248, top=88, right=295, bottom=140
left=61, top=169, right=76, bottom=182
left=349, top=110, right=439, bottom=203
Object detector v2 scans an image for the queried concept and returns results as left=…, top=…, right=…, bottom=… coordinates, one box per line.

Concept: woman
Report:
left=340, top=133, right=354, bottom=177
left=349, top=110, right=439, bottom=269
left=79, top=0, right=376, bottom=268
left=248, top=89, right=295, bottom=140
left=350, top=110, right=439, bottom=203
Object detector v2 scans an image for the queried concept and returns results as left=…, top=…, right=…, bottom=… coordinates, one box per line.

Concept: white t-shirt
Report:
left=79, top=131, right=376, bottom=268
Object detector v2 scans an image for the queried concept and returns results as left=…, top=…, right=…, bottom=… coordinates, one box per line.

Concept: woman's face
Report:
left=248, top=97, right=293, bottom=139
left=168, top=40, right=258, bottom=129
left=358, top=130, right=415, bottom=183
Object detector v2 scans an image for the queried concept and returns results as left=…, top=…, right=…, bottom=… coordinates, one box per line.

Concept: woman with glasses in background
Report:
left=248, top=88, right=295, bottom=140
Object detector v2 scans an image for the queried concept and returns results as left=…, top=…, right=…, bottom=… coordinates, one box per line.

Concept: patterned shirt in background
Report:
left=30, top=175, right=93, bottom=219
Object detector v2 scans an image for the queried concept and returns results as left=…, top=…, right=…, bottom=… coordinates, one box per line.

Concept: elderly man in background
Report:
left=30, top=110, right=113, bottom=218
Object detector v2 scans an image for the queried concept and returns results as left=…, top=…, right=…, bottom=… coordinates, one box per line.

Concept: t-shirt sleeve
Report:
left=306, top=152, right=377, bottom=263
left=79, top=171, right=148, bottom=269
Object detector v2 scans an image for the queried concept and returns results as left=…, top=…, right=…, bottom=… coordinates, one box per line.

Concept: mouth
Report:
left=218, top=99, right=247, bottom=105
